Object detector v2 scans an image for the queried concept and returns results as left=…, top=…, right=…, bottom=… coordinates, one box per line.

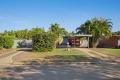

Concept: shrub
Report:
left=0, top=35, right=14, bottom=49
left=3, top=35, right=14, bottom=48
left=32, top=33, right=56, bottom=52
left=0, top=36, right=4, bottom=49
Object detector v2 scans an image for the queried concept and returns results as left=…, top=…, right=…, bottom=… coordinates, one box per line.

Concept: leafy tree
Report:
left=49, top=23, right=68, bottom=47
left=0, top=36, right=4, bottom=49
left=3, top=27, right=45, bottom=39
left=76, top=18, right=112, bottom=47
left=69, top=31, right=76, bottom=36
left=3, top=35, right=15, bottom=48
left=113, top=31, right=120, bottom=35
left=14, top=29, right=29, bottom=39
left=29, top=27, right=45, bottom=38
left=32, top=32, right=55, bottom=52
left=0, top=35, right=14, bottom=49
left=49, top=23, right=68, bottom=37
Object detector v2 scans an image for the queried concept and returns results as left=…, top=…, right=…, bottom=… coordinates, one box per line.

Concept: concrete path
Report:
left=0, top=51, right=23, bottom=65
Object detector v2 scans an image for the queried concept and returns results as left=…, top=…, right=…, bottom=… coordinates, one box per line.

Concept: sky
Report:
left=0, top=0, right=120, bottom=32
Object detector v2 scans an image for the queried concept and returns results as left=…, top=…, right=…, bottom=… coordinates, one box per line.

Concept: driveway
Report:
left=0, top=51, right=23, bottom=65
left=0, top=62, right=120, bottom=80
left=0, top=49, right=120, bottom=80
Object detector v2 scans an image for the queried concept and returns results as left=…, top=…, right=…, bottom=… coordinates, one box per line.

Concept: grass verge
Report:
left=91, top=48, right=120, bottom=57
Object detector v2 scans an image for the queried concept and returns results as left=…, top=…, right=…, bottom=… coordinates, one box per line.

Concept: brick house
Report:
left=98, top=35, right=120, bottom=48
left=60, top=35, right=120, bottom=48
left=59, top=34, right=92, bottom=48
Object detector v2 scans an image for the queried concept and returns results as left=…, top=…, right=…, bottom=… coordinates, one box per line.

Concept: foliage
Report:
left=2, top=24, right=67, bottom=42
left=68, top=31, right=76, bottom=36
left=0, top=35, right=14, bottom=49
left=2, top=27, right=45, bottom=39
left=0, top=36, right=4, bottom=49
left=2, top=35, right=15, bottom=48
left=113, top=31, right=120, bottom=35
left=49, top=23, right=68, bottom=47
left=32, top=32, right=56, bottom=52
left=49, top=23, right=68, bottom=37
left=76, top=18, right=112, bottom=47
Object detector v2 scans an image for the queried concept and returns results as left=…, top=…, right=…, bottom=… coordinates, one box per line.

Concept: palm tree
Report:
left=76, top=18, right=112, bottom=47
left=49, top=23, right=68, bottom=37
left=49, top=23, right=68, bottom=47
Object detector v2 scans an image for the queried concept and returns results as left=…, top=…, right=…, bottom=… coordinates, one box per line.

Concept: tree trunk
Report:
left=92, top=40, right=99, bottom=48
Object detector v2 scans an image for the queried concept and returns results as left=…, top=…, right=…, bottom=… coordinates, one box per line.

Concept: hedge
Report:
left=0, top=36, right=4, bottom=49
left=0, top=35, right=14, bottom=49
left=32, top=33, right=56, bottom=52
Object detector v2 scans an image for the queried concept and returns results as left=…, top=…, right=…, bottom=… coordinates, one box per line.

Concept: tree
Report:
left=0, top=35, right=14, bottom=49
left=3, top=27, right=45, bottom=39
left=49, top=23, right=68, bottom=47
left=29, top=27, right=45, bottom=38
left=113, top=31, right=120, bottom=35
left=49, top=23, right=68, bottom=37
left=76, top=18, right=112, bottom=47
left=32, top=33, right=55, bottom=52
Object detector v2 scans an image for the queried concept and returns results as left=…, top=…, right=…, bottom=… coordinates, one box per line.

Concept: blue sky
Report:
left=0, top=0, right=120, bottom=32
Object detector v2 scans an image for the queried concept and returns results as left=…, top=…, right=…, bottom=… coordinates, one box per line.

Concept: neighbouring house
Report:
left=12, top=35, right=120, bottom=49
left=98, top=35, right=120, bottom=48
left=12, top=40, right=32, bottom=48
left=58, top=34, right=92, bottom=48
left=59, top=34, right=120, bottom=48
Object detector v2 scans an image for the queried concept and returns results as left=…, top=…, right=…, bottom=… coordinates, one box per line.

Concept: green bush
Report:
left=3, top=35, right=14, bottom=48
left=32, top=33, right=56, bottom=52
left=0, top=35, right=14, bottom=49
left=0, top=36, right=4, bottom=49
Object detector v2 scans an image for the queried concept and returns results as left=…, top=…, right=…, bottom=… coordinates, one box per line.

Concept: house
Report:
left=12, top=40, right=32, bottom=48
left=60, top=34, right=120, bottom=48
left=98, top=35, right=120, bottom=48
left=12, top=35, right=120, bottom=49
left=58, top=34, right=92, bottom=48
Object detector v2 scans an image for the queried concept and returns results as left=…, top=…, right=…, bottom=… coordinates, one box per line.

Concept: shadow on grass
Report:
left=15, top=55, right=105, bottom=65
left=43, top=55, right=103, bottom=65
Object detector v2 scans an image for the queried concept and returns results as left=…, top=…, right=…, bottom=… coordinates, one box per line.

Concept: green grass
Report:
left=33, top=48, right=88, bottom=62
left=91, top=48, right=120, bottom=57
left=35, top=48, right=87, bottom=57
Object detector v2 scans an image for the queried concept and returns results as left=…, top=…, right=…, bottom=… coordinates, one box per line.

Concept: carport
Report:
left=68, top=34, right=92, bottom=48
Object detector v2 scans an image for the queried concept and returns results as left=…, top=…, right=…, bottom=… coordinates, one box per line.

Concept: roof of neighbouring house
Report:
left=112, top=35, right=120, bottom=38
left=73, top=34, right=92, bottom=37
left=64, top=34, right=92, bottom=38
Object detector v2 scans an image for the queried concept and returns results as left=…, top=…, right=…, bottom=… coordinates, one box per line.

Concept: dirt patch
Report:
left=0, top=49, right=17, bottom=58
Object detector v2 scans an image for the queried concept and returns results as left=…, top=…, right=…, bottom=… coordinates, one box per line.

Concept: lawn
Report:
left=13, top=48, right=89, bottom=64
left=91, top=48, right=120, bottom=57
left=35, top=48, right=87, bottom=57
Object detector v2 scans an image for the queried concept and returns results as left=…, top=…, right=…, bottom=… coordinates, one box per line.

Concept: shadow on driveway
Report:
left=0, top=58, right=120, bottom=80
